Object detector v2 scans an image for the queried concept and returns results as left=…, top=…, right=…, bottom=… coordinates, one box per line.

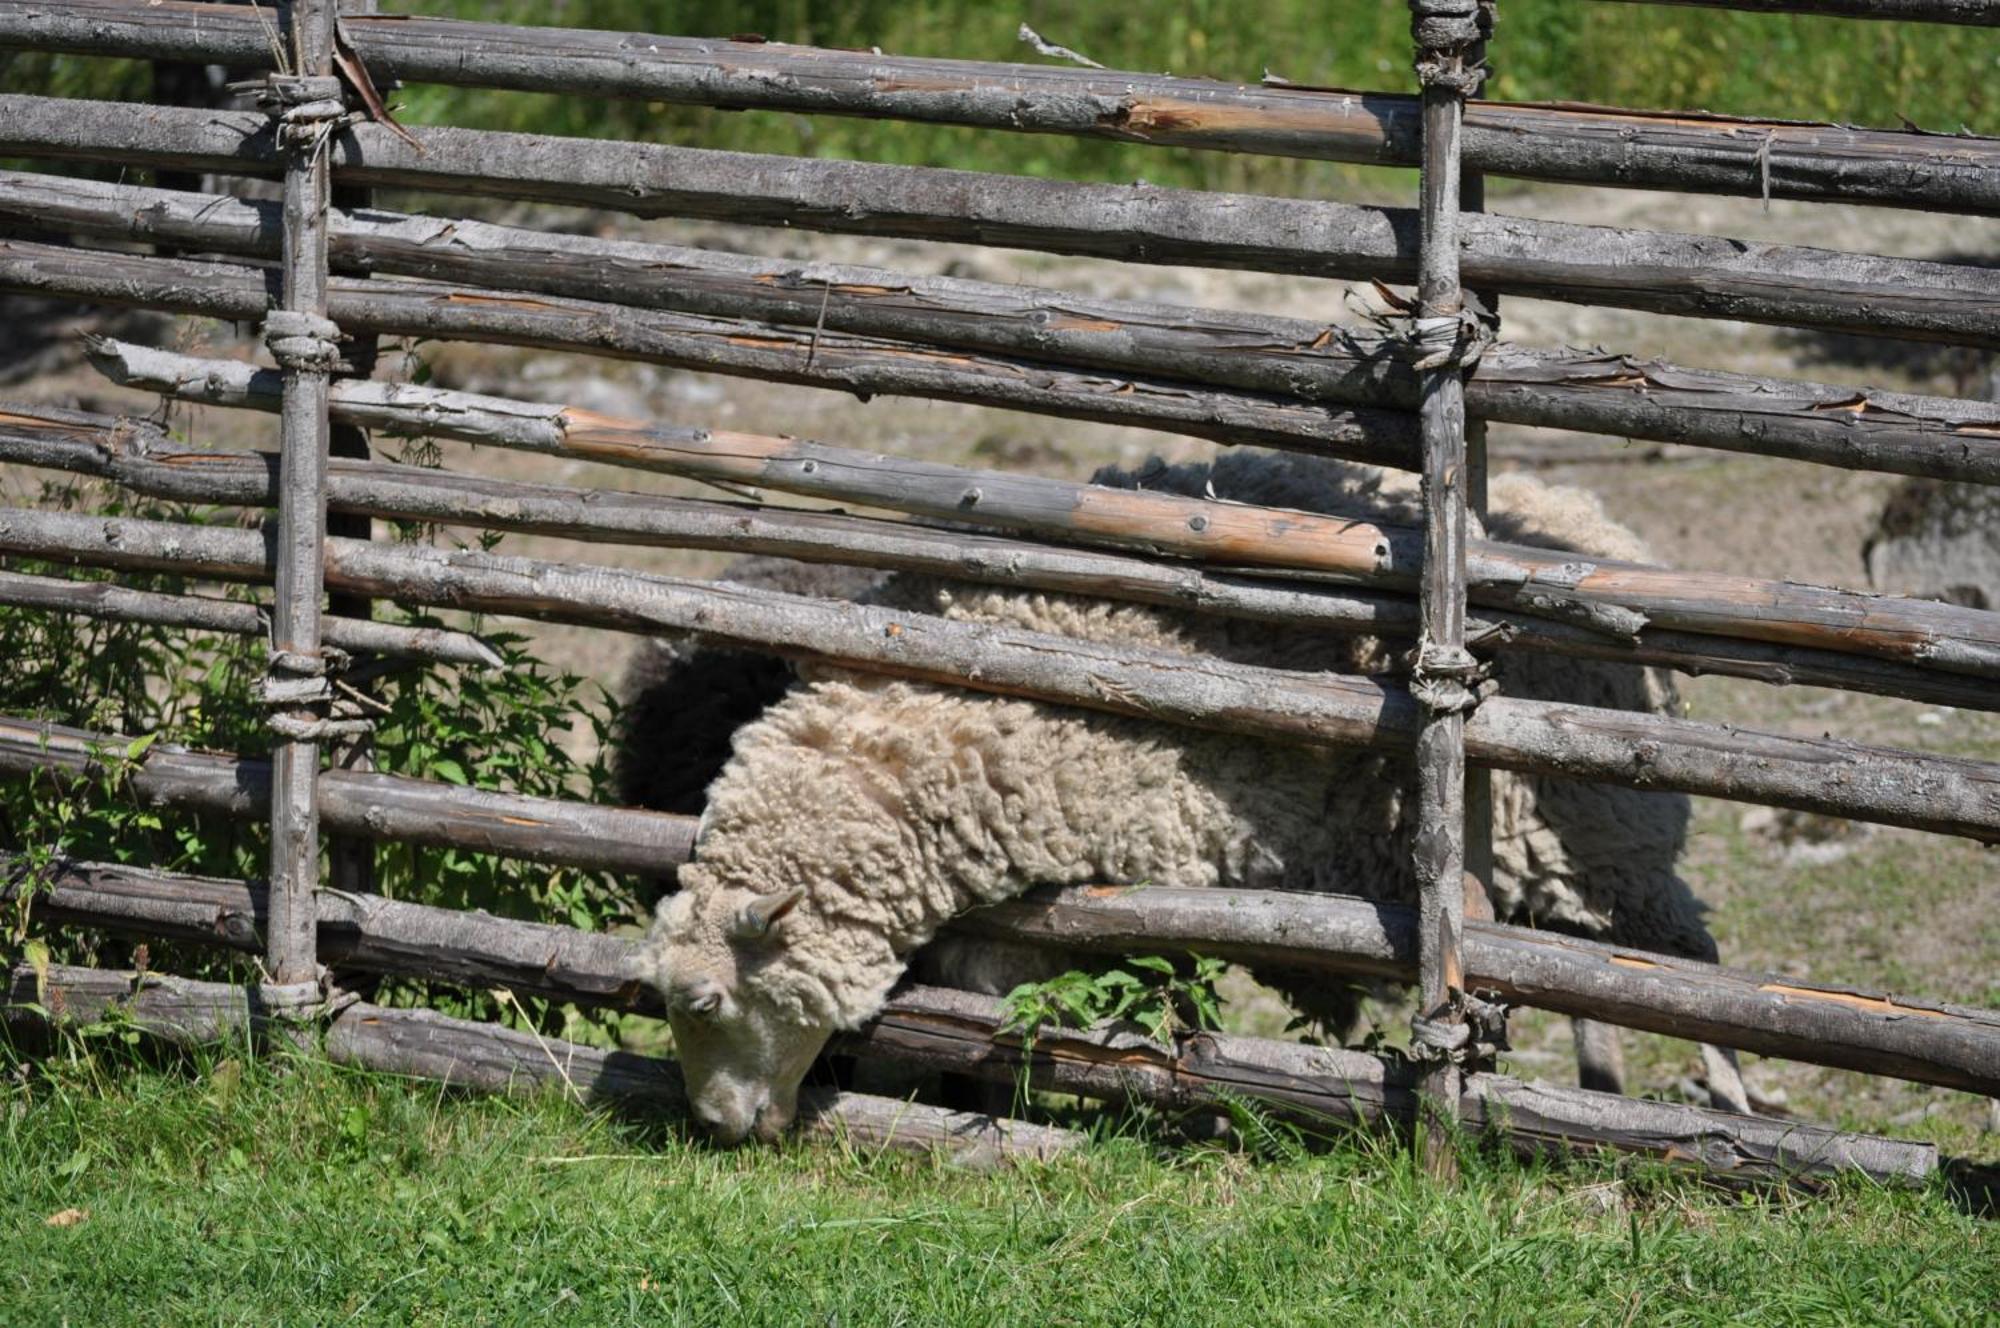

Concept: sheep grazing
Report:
left=638, top=451, right=1750, bottom=1144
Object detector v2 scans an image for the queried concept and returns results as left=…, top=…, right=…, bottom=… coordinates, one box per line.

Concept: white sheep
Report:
left=642, top=451, right=1749, bottom=1143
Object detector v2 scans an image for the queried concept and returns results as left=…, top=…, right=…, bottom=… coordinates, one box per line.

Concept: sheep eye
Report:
left=687, top=990, right=722, bottom=1017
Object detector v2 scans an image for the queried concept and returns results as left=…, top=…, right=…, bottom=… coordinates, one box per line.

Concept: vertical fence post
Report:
left=326, top=0, right=379, bottom=904
left=260, top=0, right=345, bottom=987
left=1461, top=1, right=1496, bottom=920
left=1406, top=0, right=1492, bottom=1182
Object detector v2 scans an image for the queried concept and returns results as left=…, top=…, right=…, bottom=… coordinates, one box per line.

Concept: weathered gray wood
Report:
left=1407, top=2, right=1478, bottom=1177
left=3, top=962, right=326, bottom=1042
left=5, top=508, right=1996, bottom=842
left=1598, top=0, right=2000, bottom=25
left=0, top=238, right=1407, bottom=468
left=0, top=715, right=699, bottom=877
left=13, top=396, right=1991, bottom=712
left=5, top=957, right=1927, bottom=1180
left=260, top=0, right=340, bottom=986
left=849, top=986, right=1937, bottom=1185
left=0, top=567, right=501, bottom=668
left=958, top=886, right=2000, bottom=1098
left=1460, top=2, right=1498, bottom=952
left=0, top=962, right=1077, bottom=1162
left=11, top=234, right=1999, bottom=489
left=65, top=353, right=2000, bottom=680
left=16, top=856, right=656, bottom=1014
left=11, top=168, right=2000, bottom=355
left=26, top=857, right=2000, bottom=1099
left=47, top=395, right=2000, bottom=709
left=3, top=5, right=1995, bottom=211
left=323, top=1001, right=1083, bottom=1163
left=325, top=3, right=383, bottom=911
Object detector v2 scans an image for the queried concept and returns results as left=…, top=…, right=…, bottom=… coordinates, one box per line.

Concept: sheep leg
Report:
left=1572, top=1017, right=1627, bottom=1096
left=1700, top=1042, right=1755, bottom=1116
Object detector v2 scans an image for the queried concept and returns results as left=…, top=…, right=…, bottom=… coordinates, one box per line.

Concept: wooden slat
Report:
left=7, top=230, right=1997, bottom=486
left=0, top=715, right=699, bottom=877
left=0, top=955, right=1942, bottom=1185
left=9, top=165, right=1999, bottom=351
left=13, top=393, right=1991, bottom=711
left=2, top=516, right=1996, bottom=842
left=27, top=856, right=2000, bottom=1101
left=0, top=568, right=500, bottom=668
left=1597, top=0, right=2000, bottom=25
left=2, top=3, right=1995, bottom=209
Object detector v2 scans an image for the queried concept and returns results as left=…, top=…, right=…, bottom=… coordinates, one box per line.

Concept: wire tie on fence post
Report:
left=261, top=310, right=346, bottom=375
left=260, top=644, right=375, bottom=741
left=1410, top=988, right=1510, bottom=1066
left=1410, top=641, right=1490, bottom=716
left=1401, top=293, right=1498, bottom=374
left=1410, top=0, right=1487, bottom=95
left=250, top=976, right=335, bottom=1024
left=256, top=72, right=354, bottom=150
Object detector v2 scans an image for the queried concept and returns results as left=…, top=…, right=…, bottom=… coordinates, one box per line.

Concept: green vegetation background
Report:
left=15, top=0, right=1997, bottom=198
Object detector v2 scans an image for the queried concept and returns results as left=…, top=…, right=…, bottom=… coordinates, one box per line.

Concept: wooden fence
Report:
left=0, top=0, right=1996, bottom=1182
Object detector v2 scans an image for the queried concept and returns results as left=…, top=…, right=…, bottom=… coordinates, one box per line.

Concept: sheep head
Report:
left=643, top=871, right=836, bottom=1145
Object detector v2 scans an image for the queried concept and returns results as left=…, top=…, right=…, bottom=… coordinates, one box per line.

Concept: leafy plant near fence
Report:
left=0, top=453, right=637, bottom=1032
left=1000, top=953, right=1229, bottom=1051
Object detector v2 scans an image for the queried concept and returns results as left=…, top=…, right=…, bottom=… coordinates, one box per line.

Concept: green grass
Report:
left=1, top=1043, right=1993, bottom=1327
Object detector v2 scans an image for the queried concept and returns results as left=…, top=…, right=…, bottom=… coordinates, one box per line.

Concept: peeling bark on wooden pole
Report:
left=9, top=398, right=1995, bottom=712
left=4, top=512, right=1996, bottom=843
left=5, top=5, right=1997, bottom=211
left=1406, top=0, right=1481, bottom=1181
left=0, top=568, right=501, bottom=668
left=24, top=857, right=2000, bottom=1101
left=0, top=235, right=1410, bottom=468
left=8, top=227, right=1999, bottom=488
left=10, top=169, right=2000, bottom=360
left=46, top=362, right=2000, bottom=684
left=261, top=0, right=341, bottom=987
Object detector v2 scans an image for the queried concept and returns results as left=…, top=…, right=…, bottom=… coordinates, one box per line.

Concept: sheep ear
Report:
left=733, top=886, right=806, bottom=943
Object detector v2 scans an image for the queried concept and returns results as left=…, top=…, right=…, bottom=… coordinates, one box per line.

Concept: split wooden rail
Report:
left=0, top=0, right=1994, bottom=1178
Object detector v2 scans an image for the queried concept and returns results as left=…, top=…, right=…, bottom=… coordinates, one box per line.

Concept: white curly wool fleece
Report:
left=648, top=451, right=1728, bottom=1136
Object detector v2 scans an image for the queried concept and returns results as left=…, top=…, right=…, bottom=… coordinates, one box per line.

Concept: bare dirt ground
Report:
left=5, top=181, right=1996, bottom=1155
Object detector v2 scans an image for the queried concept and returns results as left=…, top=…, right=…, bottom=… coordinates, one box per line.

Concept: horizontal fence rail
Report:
left=1597, top=0, right=2000, bottom=26
left=0, top=716, right=697, bottom=877
left=1, top=871, right=1948, bottom=1185
left=2, top=521, right=1995, bottom=842
left=23, top=856, right=2000, bottom=1099
left=0, top=964, right=1077, bottom=1165
left=11, top=164, right=2000, bottom=353
left=43, top=365, right=1998, bottom=683
left=9, top=225, right=1997, bottom=488
left=0, top=567, right=501, bottom=669
left=15, top=395, right=1990, bottom=712
left=0, top=236, right=1407, bottom=468
left=4, top=3, right=1996, bottom=212
left=17, top=960, right=1938, bottom=1179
